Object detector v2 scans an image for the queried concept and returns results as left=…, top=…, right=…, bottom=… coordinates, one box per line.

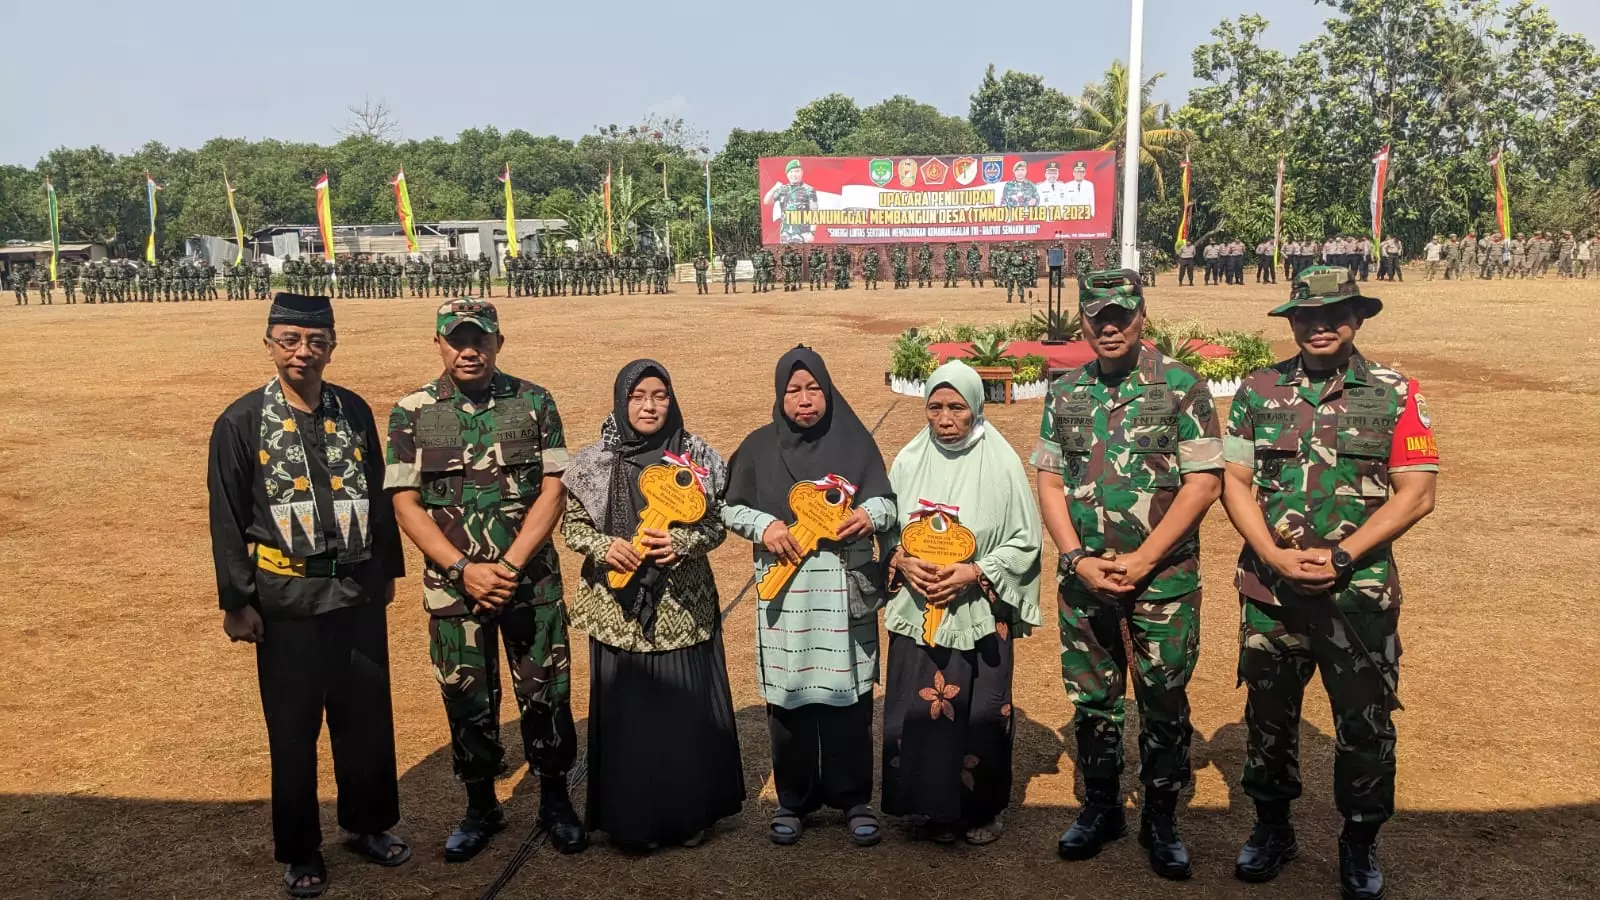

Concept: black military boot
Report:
left=444, top=780, right=505, bottom=863
left=538, top=775, right=589, bottom=855
left=1138, top=799, right=1192, bottom=880
left=1057, top=782, right=1126, bottom=861
left=1235, top=801, right=1298, bottom=883
left=1339, top=835, right=1385, bottom=900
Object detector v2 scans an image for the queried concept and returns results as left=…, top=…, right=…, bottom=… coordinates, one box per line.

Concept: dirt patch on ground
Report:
left=1, top=272, right=1597, bottom=898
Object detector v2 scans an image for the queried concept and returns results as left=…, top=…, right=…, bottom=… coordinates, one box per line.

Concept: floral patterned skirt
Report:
left=881, top=631, right=1015, bottom=827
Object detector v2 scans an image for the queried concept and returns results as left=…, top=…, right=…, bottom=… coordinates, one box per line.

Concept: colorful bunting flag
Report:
left=390, top=169, right=418, bottom=254
left=314, top=172, right=336, bottom=264
left=498, top=164, right=519, bottom=258
left=224, top=170, right=246, bottom=265
left=45, top=180, right=60, bottom=281
left=145, top=172, right=161, bottom=264
left=1174, top=158, right=1190, bottom=254
left=1489, top=149, right=1512, bottom=240
left=1370, top=145, right=1390, bottom=260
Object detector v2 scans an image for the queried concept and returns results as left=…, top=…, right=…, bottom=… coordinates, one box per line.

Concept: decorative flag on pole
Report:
left=703, top=160, right=715, bottom=259
left=1273, top=155, right=1285, bottom=271
left=603, top=165, right=615, bottom=254
left=144, top=172, right=161, bottom=264
left=390, top=169, right=419, bottom=254
left=1173, top=157, right=1190, bottom=254
left=1489, top=149, right=1512, bottom=240
left=224, top=170, right=246, bottom=264
left=45, top=180, right=61, bottom=281
left=1370, top=145, right=1390, bottom=261
left=314, top=172, right=336, bottom=264
left=498, top=164, right=519, bottom=258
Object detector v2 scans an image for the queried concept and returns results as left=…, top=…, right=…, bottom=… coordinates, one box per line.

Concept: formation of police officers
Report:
left=504, top=249, right=675, bottom=297
left=1419, top=230, right=1592, bottom=281
left=711, top=241, right=1143, bottom=303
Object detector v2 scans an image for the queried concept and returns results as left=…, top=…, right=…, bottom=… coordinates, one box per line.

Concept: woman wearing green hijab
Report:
left=881, top=360, right=1042, bottom=845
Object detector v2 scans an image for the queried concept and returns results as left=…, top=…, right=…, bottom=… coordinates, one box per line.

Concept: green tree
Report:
left=1066, top=61, right=1187, bottom=197
left=792, top=94, right=861, bottom=153
left=968, top=64, right=1076, bottom=152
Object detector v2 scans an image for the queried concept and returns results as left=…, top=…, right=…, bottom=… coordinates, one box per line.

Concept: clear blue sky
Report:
left=2, top=0, right=1597, bottom=166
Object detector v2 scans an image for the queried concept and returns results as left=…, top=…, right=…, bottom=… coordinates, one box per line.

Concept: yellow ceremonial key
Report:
left=755, top=478, right=856, bottom=602
left=899, top=506, right=977, bottom=647
left=608, top=462, right=708, bottom=590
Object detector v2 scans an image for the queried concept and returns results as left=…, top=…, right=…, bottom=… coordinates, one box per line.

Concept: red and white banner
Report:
left=758, top=152, right=1116, bottom=246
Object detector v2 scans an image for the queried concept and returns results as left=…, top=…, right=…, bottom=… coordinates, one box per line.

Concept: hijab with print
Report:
left=725, top=345, right=893, bottom=520
left=888, top=360, right=1040, bottom=616
left=561, top=359, right=686, bottom=639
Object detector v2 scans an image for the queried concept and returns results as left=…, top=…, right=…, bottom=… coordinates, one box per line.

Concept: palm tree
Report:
left=1066, top=61, right=1188, bottom=197
left=546, top=174, right=662, bottom=252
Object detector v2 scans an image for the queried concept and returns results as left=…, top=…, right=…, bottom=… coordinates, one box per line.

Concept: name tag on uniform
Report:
left=416, top=405, right=463, bottom=449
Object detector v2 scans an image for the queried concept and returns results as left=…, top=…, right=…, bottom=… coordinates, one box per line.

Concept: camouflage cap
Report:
left=1078, top=268, right=1144, bottom=317
left=436, top=298, right=500, bottom=336
left=1270, top=265, right=1382, bottom=318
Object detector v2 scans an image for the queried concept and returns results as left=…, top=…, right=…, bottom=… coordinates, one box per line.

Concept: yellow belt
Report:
left=255, top=546, right=339, bottom=578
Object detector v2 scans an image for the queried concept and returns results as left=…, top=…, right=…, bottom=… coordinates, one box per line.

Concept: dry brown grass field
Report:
left=1, top=269, right=1597, bottom=899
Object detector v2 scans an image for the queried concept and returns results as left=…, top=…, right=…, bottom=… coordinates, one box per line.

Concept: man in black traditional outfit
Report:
left=207, top=293, right=411, bottom=898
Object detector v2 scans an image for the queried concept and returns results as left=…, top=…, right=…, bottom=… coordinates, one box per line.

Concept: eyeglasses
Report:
left=268, top=335, right=336, bottom=353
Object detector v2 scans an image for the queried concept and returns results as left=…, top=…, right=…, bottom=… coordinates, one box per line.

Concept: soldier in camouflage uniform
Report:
left=764, top=159, right=819, bottom=244
left=386, top=299, right=587, bottom=861
left=722, top=251, right=738, bottom=293
left=807, top=246, right=826, bottom=291
left=891, top=244, right=909, bottom=288
left=477, top=252, right=492, bottom=297
left=36, top=266, right=53, bottom=304
left=693, top=253, right=709, bottom=294
left=967, top=243, right=983, bottom=287
left=942, top=243, right=959, bottom=287
left=916, top=243, right=934, bottom=288
left=832, top=245, right=851, bottom=290
left=1034, top=268, right=1224, bottom=881
left=61, top=261, right=77, bottom=304
left=1218, top=266, right=1439, bottom=899
left=11, top=265, right=29, bottom=305
left=861, top=246, right=879, bottom=290
left=254, top=260, right=272, bottom=299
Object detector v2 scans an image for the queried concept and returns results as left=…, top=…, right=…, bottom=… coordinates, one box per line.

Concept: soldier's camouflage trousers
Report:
left=1061, top=591, right=1200, bottom=804
left=1238, top=598, right=1400, bottom=829
left=430, top=600, right=576, bottom=784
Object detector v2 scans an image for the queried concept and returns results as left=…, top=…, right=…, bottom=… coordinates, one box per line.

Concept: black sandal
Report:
left=283, top=854, right=328, bottom=898
left=846, top=805, right=882, bottom=847
left=770, top=809, right=804, bottom=846
left=345, top=831, right=412, bottom=867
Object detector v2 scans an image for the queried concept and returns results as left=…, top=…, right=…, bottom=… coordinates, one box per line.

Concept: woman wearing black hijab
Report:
left=723, top=345, right=896, bottom=847
left=561, top=359, right=743, bottom=851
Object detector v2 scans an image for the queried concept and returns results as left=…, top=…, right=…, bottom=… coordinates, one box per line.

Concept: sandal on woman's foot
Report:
left=770, top=810, right=804, bottom=846
left=345, top=831, right=412, bottom=867
left=965, top=817, right=1004, bottom=846
left=283, top=854, right=327, bottom=898
left=846, top=805, right=882, bottom=847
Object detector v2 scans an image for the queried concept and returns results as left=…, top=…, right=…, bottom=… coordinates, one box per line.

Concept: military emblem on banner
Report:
left=898, top=158, right=918, bottom=187
left=921, top=157, right=948, bottom=185
left=953, top=157, right=978, bottom=186
left=981, top=155, right=1004, bottom=184
left=869, top=158, right=894, bottom=187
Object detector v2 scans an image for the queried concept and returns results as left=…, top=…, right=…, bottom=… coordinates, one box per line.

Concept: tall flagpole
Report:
left=1119, top=0, right=1145, bottom=269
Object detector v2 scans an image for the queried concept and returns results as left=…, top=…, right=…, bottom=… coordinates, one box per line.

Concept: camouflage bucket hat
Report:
left=1269, top=265, right=1382, bottom=318
left=436, top=298, right=500, bottom=335
left=1079, top=268, right=1144, bottom=317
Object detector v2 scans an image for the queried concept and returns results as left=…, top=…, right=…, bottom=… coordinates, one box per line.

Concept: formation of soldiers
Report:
left=1421, top=230, right=1593, bottom=281
left=281, top=252, right=492, bottom=299
left=715, top=241, right=1124, bottom=302
left=503, top=249, right=673, bottom=297
left=8, top=258, right=267, bottom=305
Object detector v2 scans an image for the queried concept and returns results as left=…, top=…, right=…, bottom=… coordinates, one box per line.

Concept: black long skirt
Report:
left=881, top=630, right=1015, bottom=828
left=586, top=630, right=745, bottom=847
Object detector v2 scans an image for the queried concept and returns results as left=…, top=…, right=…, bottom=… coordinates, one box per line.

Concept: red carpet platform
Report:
left=928, top=339, right=1231, bottom=369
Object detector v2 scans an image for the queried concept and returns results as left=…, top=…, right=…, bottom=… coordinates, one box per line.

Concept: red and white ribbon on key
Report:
left=661, top=450, right=711, bottom=492
left=911, top=499, right=961, bottom=521
left=808, top=473, right=858, bottom=499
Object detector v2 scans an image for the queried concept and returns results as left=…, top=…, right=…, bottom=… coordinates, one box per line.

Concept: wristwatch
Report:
left=1061, top=549, right=1090, bottom=579
left=1330, top=546, right=1354, bottom=576
left=446, top=557, right=470, bottom=584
